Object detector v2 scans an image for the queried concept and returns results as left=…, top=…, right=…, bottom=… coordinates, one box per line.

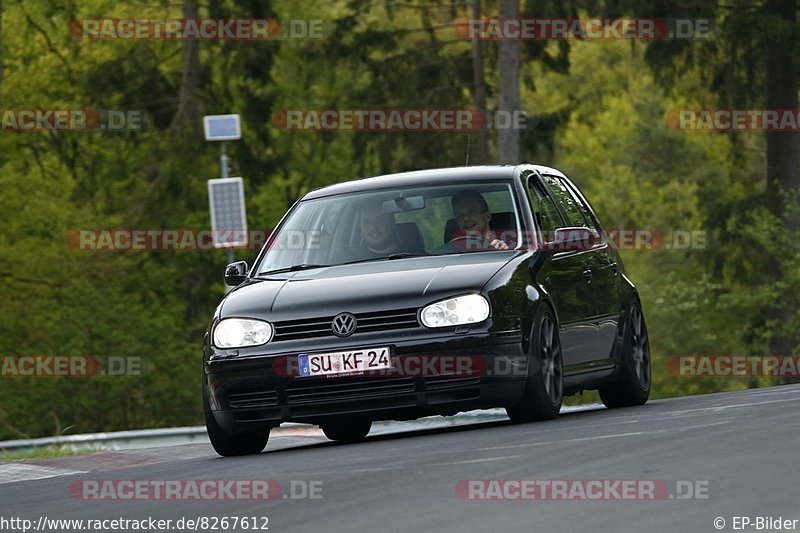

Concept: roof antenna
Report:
left=465, top=134, right=471, bottom=166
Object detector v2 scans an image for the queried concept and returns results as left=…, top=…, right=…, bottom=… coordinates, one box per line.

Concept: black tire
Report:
left=320, top=417, right=372, bottom=442
left=599, top=299, right=651, bottom=408
left=506, top=305, right=563, bottom=422
left=203, top=382, right=269, bottom=457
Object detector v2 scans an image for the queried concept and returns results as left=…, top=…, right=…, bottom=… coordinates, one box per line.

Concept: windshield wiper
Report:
left=259, top=254, right=426, bottom=274
left=257, top=264, right=331, bottom=276
left=343, top=252, right=428, bottom=265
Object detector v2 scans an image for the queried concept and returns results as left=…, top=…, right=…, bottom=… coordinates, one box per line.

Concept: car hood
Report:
left=220, top=252, right=518, bottom=320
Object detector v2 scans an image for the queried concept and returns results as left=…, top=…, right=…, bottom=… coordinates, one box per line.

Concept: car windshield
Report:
left=255, top=181, right=522, bottom=275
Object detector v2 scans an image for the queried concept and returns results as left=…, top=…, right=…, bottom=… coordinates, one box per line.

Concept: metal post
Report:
left=220, top=142, right=229, bottom=179
left=221, top=142, right=234, bottom=265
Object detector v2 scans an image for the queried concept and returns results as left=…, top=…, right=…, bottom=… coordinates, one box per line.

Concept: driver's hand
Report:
left=490, top=239, right=509, bottom=250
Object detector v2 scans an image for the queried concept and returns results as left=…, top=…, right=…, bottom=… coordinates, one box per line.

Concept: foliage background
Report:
left=0, top=0, right=797, bottom=439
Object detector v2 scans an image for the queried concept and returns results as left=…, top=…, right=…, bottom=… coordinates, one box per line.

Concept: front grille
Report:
left=424, top=376, right=481, bottom=390
left=227, top=387, right=278, bottom=408
left=272, top=308, right=419, bottom=341
left=272, top=317, right=332, bottom=341
left=284, top=376, right=415, bottom=404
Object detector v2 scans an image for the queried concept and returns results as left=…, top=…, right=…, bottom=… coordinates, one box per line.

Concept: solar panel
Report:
left=203, top=114, right=241, bottom=141
left=208, top=177, right=248, bottom=248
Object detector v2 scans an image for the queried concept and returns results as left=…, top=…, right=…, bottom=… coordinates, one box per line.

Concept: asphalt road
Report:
left=2, top=385, right=799, bottom=533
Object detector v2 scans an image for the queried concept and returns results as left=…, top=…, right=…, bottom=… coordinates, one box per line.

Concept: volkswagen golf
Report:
left=202, top=165, right=651, bottom=456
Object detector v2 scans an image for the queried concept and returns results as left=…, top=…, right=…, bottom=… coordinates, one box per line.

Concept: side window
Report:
left=561, top=179, right=607, bottom=244
left=544, top=174, right=607, bottom=246
left=526, top=175, right=563, bottom=232
left=540, top=174, right=587, bottom=228
left=562, top=181, right=602, bottom=233
left=539, top=197, right=562, bottom=232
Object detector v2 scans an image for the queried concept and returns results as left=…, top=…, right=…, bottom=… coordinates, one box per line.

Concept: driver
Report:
left=332, top=199, right=424, bottom=263
left=359, top=201, right=402, bottom=256
left=451, top=189, right=509, bottom=250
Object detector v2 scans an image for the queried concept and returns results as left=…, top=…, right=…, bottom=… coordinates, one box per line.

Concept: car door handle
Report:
left=583, top=269, right=592, bottom=282
left=609, top=262, right=618, bottom=275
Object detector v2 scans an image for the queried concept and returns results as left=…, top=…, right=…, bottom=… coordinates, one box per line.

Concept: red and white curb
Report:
left=0, top=426, right=325, bottom=485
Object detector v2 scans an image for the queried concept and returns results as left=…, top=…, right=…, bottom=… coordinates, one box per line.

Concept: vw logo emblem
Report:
left=331, top=312, right=357, bottom=337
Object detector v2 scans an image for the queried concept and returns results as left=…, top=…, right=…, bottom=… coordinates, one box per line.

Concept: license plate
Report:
left=298, top=347, right=392, bottom=377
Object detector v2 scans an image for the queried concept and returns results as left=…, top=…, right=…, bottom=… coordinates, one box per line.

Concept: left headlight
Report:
left=213, top=318, right=273, bottom=348
left=420, top=294, right=490, bottom=328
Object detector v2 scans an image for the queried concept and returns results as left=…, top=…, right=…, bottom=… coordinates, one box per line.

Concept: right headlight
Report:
left=420, top=294, right=490, bottom=328
left=213, top=318, right=273, bottom=348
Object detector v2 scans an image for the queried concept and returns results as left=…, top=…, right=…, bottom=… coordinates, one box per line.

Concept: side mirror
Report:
left=541, top=227, right=597, bottom=252
left=224, top=261, right=248, bottom=286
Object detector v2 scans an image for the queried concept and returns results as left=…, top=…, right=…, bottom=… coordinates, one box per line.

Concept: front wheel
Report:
left=203, top=382, right=270, bottom=457
left=506, top=306, right=563, bottom=422
left=599, top=299, right=651, bottom=408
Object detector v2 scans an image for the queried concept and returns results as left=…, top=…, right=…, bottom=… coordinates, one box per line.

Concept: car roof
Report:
left=302, top=164, right=567, bottom=200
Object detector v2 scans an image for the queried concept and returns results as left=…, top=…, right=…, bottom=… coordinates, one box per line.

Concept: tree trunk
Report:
left=764, top=0, right=799, bottom=224
left=763, top=0, right=799, bottom=360
left=470, top=0, right=489, bottom=164
left=0, top=0, right=4, bottom=95
left=171, top=0, right=203, bottom=136
left=497, top=0, right=520, bottom=164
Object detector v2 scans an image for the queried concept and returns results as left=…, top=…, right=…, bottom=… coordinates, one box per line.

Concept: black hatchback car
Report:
left=202, top=165, right=651, bottom=456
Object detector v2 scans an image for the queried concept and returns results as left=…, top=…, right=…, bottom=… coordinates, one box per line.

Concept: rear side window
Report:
left=526, top=175, right=563, bottom=232
left=540, top=174, right=588, bottom=228
left=561, top=180, right=605, bottom=237
left=541, top=174, right=606, bottom=246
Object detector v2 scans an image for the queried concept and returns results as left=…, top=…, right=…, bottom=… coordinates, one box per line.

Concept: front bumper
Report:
left=204, top=333, right=526, bottom=432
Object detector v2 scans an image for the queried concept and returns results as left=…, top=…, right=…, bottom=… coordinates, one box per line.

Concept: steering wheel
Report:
left=448, top=233, right=495, bottom=251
